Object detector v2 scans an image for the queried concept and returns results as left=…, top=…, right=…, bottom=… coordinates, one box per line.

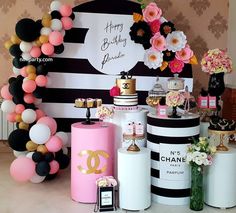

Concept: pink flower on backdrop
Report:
left=169, top=58, right=185, bottom=73
left=110, top=86, right=120, bottom=97
left=149, top=19, right=161, bottom=35
left=175, top=44, right=194, bottom=63
left=143, top=3, right=162, bottom=23
left=150, top=32, right=167, bottom=51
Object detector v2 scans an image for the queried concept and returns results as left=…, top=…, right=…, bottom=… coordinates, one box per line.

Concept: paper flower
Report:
left=166, top=31, right=187, bottom=52
left=163, top=50, right=175, bottom=61
left=96, top=176, right=117, bottom=187
left=186, top=137, right=216, bottom=167
left=160, top=21, right=176, bottom=37
left=129, top=21, right=152, bottom=49
left=142, top=2, right=162, bottom=23
left=169, top=58, right=185, bottom=73
left=150, top=32, right=166, bottom=51
left=175, top=44, right=194, bottom=63
left=166, top=91, right=185, bottom=107
left=95, top=106, right=114, bottom=120
left=201, top=48, right=233, bottom=75
left=144, top=48, right=163, bottom=69
left=110, top=86, right=120, bottom=97
left=149, top=19, right=161, bottom=35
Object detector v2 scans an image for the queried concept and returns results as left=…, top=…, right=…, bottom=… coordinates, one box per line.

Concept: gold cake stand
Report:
left=208, top=129, right=236, bottom=151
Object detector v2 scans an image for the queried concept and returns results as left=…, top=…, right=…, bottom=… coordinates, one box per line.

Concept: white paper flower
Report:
left=144, top=48, right=163, bottom=69
left=166, top=31, right=187, bottom=52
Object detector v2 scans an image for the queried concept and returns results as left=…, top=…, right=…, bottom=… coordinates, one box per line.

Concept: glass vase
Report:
left=190, top=164, right=204, bottom=211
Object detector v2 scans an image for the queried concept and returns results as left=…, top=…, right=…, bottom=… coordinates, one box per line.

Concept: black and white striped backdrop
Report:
left=40, top=0, right=193, bottom=133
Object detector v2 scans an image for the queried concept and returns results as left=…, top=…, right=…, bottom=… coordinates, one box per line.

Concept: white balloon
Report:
left=55, top=132, right=68, bottom=146
left=29, top=123, right=51, bottom=144
left=21, top=52, right=32, bottom=61
left=20, top=41, right=32, bottom=52
left=1, top=100, right=15, bottom=113
left=30, top=173, right=45, bottom=183
left=50, top=1, right=62, bottom=11
left=40, top=27, right=52, bottom=36
left=26, top=152, right=35, bottom=159
left=51, top=19, right=62, bottom=31
left=62, top=147, right=68, bottom=155
left=13, top=150, right=28, bottom=158
left=34, top=98, right=42, bottom=106
left=13, top=66, right=21, bottom=75
left=22, top=109, right=37, bottom=124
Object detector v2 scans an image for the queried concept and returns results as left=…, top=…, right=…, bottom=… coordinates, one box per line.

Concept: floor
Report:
left=1, top=142, right=236, bottom=213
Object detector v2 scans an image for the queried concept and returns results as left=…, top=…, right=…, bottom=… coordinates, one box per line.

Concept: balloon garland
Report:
left=1, top=1, right=74, bottom=183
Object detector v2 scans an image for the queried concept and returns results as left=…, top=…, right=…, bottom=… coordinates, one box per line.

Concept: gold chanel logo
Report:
left=122, top=83, right=130, bottom=89
left=78, top=150, right=109, bottom=174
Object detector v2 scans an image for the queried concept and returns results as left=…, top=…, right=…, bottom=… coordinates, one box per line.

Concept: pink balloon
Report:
left=45, top=136, right=63, bottom=152
left=61, top=17, right=73, bottom=30
left=35, top=109, right=46, bottom=120
left=37, top=116, right=57, bottom=135
left=30, top=46, right=41, bottom=58
left=20, top=67, right=27, bottom=77
left=41, top=43, right=54, bottom=56
left=60, top=4, right=72, bottom=17
left=10, top=157, right=35, bottom=182
left=49, top=160, right=60, bottom=174
left=35, top=75, right=48, bottom=87
left=15, top=104, right=25, bottom=114
left=22, top=80, right=36, bottom=93
left=0, top=84, right=12, bottom=100
left=7, top=112, right=16, bottom=122
left=49, top=31, right=63, bottom=46
left=24, top=93, right=35, bottom=104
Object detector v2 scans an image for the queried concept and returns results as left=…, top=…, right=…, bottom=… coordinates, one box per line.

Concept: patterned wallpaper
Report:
left=0, top=0, right=229, bottom=96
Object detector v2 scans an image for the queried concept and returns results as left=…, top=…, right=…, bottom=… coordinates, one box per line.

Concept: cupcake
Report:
left=95, top=98, right=102, bottom=107
left=86, top=98, right=94, bottom=108
left=75, top=98, right=85, bottom=107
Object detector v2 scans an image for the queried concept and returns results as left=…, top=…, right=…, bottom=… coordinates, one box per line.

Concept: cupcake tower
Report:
left=75, top=98, right=102, bottom=108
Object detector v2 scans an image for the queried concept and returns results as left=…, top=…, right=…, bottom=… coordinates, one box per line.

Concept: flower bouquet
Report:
left=166, top=91, right=185, bottom=118
left=95, top=105, right=114, bottom=126
left=186, top=137, right=216, bottom=211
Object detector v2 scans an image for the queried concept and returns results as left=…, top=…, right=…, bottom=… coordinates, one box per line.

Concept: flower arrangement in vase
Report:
left=186, top=137, right=216, bottom=211
left=166, top=91, right=185, bottom=118
left=95, top=105, right=114, bottom=126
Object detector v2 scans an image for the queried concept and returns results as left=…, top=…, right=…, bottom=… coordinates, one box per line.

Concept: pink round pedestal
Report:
left=71, top=122, right=114, bottom=203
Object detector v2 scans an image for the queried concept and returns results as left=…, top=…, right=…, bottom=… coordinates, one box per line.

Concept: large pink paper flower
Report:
left=169, top=58, right=185, bottom=73
left=176, top=45, right=194, bottom=63
left=149, top=19, right=161, bottom=35
left=142, top=3, right=162, bottom=23
left=150, top=32, right=166, bottom=51
left=110, top=86, right=120, bottom=97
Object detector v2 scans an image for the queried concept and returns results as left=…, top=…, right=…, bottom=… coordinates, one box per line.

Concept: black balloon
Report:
left=12, top=96, right=24, bottom=105
left=45, top=152, right=54, bottom=162
left=35, top=19, right=43, bottom=32
left=24, top=103, right=36, bottom=110
left=33, top=87, right=46, bottom=98
left=51, top=11, right=62, bottom=19
left=32, top=152, right=44, bottom=163
left=54, top=44, right=64, bottom=54
left=36, top=64, right=49, bottom=76
left=9, top=44, right=22, bottom=57
left=8, top=129, right=30, bottom=151
left=12, top=57, right=27, bottom=69
left=8, top=77, right=16, bottom=84
left=9, top=79, right=24, bottom=98
left=56, top=154, right=70, bottom=169
left=45, top=173, right=58, bottom=181
left=15, top=18, right=40, bottom=42
left=36, top=161, right=51, bottom=176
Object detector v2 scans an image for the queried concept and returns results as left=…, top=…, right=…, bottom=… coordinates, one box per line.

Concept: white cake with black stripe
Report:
left=147, top=113, right=200, bottom=205
left=113, top=94, right=138, bottom=107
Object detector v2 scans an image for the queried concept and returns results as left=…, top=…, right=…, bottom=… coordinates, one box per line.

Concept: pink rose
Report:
left=150, top=32, right=166, bottom=51
left=149, top=19, right=161, bottom=35
left=110, top=86, right=120, bottom=97
left=176, top=45, right=194, bottom=63
left=169, top=58, right=185, bottom=73
left=143, top=3, right=162, bottom=23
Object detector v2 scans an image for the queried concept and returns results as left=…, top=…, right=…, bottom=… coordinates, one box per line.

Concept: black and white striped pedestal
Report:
left=147, top=113, right=200, bottom=205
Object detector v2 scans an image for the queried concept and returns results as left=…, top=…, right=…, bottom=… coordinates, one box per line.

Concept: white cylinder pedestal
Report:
left=205, top=148, right=236, bottom=208
left=200, top=122, right=209, bottom=137
left=118, top=148, right=151, bottom=211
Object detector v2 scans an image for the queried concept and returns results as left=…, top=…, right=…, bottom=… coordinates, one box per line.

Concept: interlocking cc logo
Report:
left=78, top=150, right=109, bottom=174
left=122, top=82, right=130, bottom=89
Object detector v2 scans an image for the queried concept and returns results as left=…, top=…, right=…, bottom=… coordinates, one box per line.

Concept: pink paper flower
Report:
left=176, top=44, right=194, bottom=63
left=142, top=3, right=162, bottom=23
left=110, top=86, right=120, bottom=97
left=169, top=58, right=185, bottom=73
left=149, top=19, right=161, bottom=35
left=150, top=32, right=166, bottom=51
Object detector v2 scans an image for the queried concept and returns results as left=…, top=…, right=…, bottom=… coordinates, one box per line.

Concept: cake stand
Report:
left=74, top=106, right=96, bottom=125
left=208, top=129, right=236, bottom=151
